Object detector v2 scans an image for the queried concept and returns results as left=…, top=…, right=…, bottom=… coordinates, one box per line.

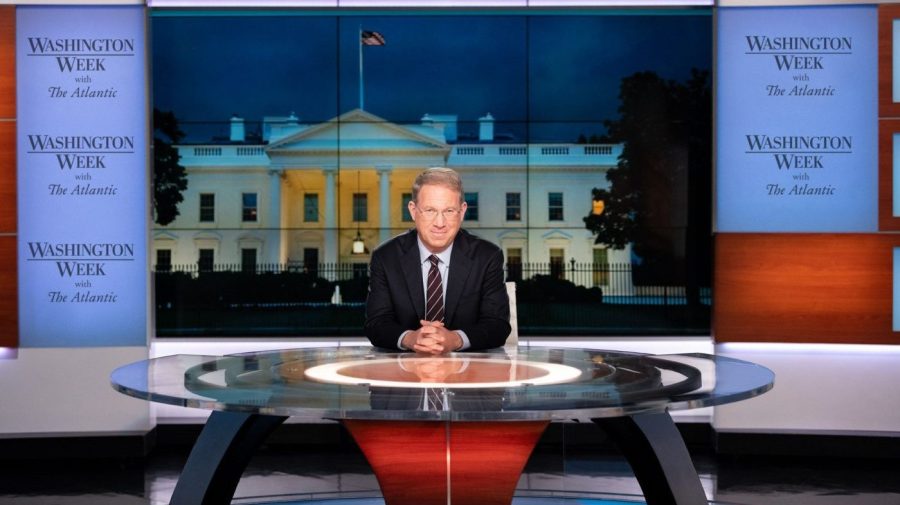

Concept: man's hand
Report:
left=401, top=320, right=462, bottom=355
left=399, top=354, right=466, bottom=382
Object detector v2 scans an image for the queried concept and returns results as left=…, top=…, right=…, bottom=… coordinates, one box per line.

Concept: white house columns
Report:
left=323, top=165, right=339, bottom=269
left=268, top=169, right=283, bottom=264
left=377, top=165, right=392, bottom=245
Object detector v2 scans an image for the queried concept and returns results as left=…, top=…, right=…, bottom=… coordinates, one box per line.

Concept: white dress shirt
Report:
left=397, top=237, right=471, bottom=350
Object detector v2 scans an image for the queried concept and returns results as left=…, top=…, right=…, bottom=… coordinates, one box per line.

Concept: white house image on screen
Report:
left=153, top=109, right=633, bottom=292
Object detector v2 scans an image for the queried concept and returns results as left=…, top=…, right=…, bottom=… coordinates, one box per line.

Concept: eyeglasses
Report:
left=414, top=206, right=462, bottom=221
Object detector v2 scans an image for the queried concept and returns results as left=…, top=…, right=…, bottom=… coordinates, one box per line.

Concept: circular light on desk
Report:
left=300, top=357, right=585, bottom=389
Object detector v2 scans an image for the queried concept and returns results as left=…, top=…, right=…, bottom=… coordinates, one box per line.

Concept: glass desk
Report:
left=110, top=347, right=774, bottom=505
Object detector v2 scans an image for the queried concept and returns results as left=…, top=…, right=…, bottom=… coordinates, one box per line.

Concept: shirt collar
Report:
left=417, top=236, right=453, bottom=266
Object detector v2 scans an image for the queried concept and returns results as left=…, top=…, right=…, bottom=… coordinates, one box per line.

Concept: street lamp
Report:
left=352, top=230, right=367, bottom=255
left=351, top=170, right=368, bottom=255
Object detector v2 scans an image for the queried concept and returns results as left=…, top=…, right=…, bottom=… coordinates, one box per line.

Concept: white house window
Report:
left=242, top=192, right=258, bottom=222
left=506, top=192, right=521, bottom=221
left=156, top=249, right=172, bottom=272
left=464, top=192, right=478, bottom=221
left=548, top=192, right=564, bottom=221
left=199, top=193, right=215, bottom=222
left=304, top=193, right=319, bottom=222
left=353, top=193, right=368, bottom=222
left=506, top=247, right=522, bottom=282
left=198, top=248, right=214, bottom=272
left=593, top=247, right=609, bottom=287
left=241, top=248, right=257, bottom=272
left=304, top=247, right=319, bottom=277
left=550, top=247, right=565, bottom=280
left=402, top=193, right=413, bottom=222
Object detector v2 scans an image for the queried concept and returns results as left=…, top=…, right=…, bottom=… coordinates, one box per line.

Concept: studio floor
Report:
left=1, top=438, right=899, bottom=505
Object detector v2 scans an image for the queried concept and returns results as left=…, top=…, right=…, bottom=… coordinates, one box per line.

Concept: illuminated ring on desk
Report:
left=300, top=357, right=585, bottom=389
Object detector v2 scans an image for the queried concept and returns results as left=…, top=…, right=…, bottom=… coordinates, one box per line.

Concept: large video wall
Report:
left=149, top=9, right=714, bottom=337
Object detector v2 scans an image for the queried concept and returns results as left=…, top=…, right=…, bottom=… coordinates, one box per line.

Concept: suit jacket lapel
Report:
left=445, top=231, right=472, bottom=325
left=400, top=232, right=426, bottom=320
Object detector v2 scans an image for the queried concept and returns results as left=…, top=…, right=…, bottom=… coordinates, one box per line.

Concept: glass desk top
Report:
left=110, top=347, right=774, bottom=421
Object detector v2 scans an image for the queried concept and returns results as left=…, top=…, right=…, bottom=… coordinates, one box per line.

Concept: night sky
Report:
left=151, top=11, right=711, bottom=143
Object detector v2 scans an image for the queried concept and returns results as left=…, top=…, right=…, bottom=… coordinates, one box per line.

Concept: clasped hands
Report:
left=402, top=319, right=462, bottom=355
left=398, top=353, right=466, bottom=383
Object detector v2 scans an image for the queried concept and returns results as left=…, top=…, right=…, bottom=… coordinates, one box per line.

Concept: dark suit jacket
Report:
left=365, top=229, right=511, bottom=351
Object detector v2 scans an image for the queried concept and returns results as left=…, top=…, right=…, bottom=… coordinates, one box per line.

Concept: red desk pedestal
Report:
left=343, top=419, right=549, bottom=505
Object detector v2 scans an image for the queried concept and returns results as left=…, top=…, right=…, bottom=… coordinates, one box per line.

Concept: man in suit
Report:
left=365, top=167, right=511, bottom=354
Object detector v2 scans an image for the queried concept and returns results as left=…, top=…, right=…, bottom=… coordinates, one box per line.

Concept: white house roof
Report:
left=266, top=109, right=450, bottom=153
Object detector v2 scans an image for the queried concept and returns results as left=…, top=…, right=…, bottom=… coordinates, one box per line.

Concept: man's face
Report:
left=409, top=183, right=467, bottom=253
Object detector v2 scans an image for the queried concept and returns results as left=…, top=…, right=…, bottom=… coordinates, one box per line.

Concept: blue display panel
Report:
left=716, top=6, right=877, bottom=232
left=894, top=20, right=900, bottom=103
left=17, top=6, right=148, bottom=347
left=895, top=133, right=900, bottom=217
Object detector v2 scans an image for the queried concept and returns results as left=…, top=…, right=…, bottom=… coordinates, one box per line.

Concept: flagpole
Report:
left=359, top=25, right=364, bottom=110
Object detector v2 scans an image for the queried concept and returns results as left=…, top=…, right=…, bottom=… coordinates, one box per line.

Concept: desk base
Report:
left=594, top=413, right=708, bottom=505
left=165, top=412, right=706, bottom=505
left=237, top=497, right=647, bottom=505
left=343, top=419, right=549, bottom=505
left=170, top=411, right=288, bottom=505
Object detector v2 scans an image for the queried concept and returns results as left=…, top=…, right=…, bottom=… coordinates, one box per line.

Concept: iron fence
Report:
left=154, top=261, right=710, bottom=306
left=154, top=261, right=710, bottom=336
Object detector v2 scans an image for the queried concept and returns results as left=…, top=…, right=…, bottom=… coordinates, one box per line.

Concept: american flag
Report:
left=361, top=30, right=385, bottom=46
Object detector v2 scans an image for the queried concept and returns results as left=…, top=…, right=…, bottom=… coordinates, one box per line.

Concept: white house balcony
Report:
left=177, top=144, right=270, bottom=167
left=447, top=143, right=622, bottom=167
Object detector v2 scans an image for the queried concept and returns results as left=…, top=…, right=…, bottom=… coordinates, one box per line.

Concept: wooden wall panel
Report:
left=714, top=234, right=899, bottom=345
left=0, top=6, right=15, bottom=347
left=0, top=236, right=15, bottom=348
left=0, top=6, right=13, bottom=234
left=0, top=6, right=14, bottom=119
left=0, top=121, right=14, bottom=234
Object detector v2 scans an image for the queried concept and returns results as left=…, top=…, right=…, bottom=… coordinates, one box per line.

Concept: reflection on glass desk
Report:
left=111, top=347, right=774, bottom=505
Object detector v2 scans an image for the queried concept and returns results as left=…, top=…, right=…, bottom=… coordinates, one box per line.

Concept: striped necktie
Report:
left=426, top=387, right=445, bottom=411
left=425, top=255, right=445, bottom=322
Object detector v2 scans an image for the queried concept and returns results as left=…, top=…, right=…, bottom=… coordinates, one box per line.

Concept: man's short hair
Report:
left=412, top=167, right=464, bottom=204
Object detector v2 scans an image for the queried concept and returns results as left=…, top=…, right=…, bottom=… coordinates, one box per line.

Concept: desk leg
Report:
left=169, top=411, right=288, bottom=505
left=593, top=412, right=707, bottom=505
